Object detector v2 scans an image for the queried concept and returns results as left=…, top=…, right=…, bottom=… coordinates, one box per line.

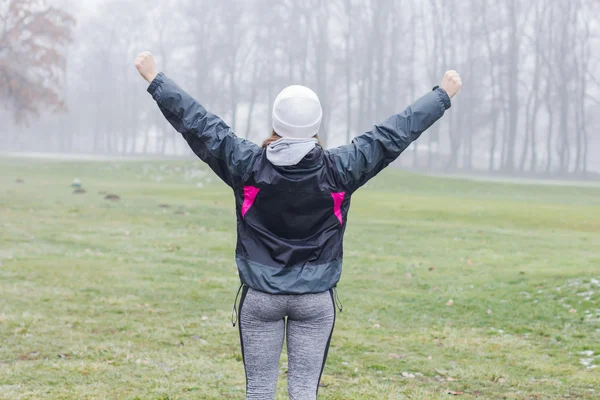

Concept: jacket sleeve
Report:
left=147, top=72, right=261, bottom=188
left=326, top=87, right=451, bottom=193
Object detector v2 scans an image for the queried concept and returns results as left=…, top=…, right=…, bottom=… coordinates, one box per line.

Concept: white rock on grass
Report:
left=580, top=358, right=597, bottom=369
left=579, top=351, right=598, bottom=369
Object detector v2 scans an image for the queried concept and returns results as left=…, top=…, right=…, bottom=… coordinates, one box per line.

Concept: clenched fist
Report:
left=134, top=51, right=158, bottom=83
left=441, top=70, right=462, bottom=99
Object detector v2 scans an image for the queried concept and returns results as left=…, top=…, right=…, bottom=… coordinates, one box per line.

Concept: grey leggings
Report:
left=237, top=286, right=336, bottom=400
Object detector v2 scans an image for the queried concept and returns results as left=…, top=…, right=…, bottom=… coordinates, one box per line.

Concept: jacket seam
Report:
left=236, top=253, right=342, bottom=269
left=324, top=152, right=356, bottom=192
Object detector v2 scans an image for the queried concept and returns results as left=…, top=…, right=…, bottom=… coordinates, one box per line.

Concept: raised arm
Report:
left=327, top=71, right=462, bottom=193
left=134, top=51, right=261, bottom=188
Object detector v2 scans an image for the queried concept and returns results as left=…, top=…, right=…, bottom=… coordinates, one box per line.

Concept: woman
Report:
left=135, top=51, right=461, bottom=399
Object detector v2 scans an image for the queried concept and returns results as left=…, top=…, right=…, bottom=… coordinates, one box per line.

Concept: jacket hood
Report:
left=266, top=137, right=318, bottom=166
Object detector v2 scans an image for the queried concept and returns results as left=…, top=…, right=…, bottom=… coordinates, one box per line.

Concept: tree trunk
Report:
left=344, top=0, right=352, bottom=144
left=503, top=0, right=520, bottom=172
left=545, top=101, right=553, bottom=174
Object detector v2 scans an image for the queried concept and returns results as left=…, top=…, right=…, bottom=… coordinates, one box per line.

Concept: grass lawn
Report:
left=0, top=156, right=599, bottom=399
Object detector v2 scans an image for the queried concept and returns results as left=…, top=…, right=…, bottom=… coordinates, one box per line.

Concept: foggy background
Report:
left=1, top=0, right=599, bottom=178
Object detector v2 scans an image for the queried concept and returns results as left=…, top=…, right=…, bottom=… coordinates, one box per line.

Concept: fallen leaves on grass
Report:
left=18, top=352, right=40, bottom=360
left=167, top=244, right=181, bottom=252
left=389, top=353, right=406, bottom=359
left=435, top=374, right=459, bottom=383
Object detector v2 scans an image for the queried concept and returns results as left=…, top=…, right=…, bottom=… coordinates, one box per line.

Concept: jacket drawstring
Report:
left=332, top=287, right=343, bottom=313
left=231, top=283, right=244, bottom=327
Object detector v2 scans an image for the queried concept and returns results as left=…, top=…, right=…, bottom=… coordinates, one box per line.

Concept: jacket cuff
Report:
left=147, top=72, right=166, bottom=99
left=433, top=86, right=452, bottom=110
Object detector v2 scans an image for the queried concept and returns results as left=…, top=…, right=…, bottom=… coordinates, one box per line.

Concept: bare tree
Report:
left=4, top=0, right=599, bottom=178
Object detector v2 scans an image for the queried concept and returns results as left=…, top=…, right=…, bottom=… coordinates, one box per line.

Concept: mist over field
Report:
left=1, top=0, right=599, bottom=178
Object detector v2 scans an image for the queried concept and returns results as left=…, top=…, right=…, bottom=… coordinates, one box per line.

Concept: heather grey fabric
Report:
left=266, top=137, right=318, bottom=166
left=238, top=287, right=335, bottom=400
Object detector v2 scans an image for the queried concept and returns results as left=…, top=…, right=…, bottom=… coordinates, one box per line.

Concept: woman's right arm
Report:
left=327, top=71, right=461, bottom=193
left=136, top=52, right=261, bottom=188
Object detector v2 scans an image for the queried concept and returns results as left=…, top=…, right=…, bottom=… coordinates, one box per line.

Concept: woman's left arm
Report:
left=147, top=72, right=261, bottom=188
left=326, top=71, right=461, bottom=193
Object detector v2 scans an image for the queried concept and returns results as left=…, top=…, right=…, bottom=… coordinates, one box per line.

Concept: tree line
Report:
left=1, top=0, right=599, bottom=177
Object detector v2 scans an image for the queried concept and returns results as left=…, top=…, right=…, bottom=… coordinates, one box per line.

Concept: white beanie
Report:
left=272, top=85, right=322, bottom=139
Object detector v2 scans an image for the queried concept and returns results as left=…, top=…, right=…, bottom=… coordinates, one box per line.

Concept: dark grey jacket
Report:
left=148, top=72, right=450, bottom=294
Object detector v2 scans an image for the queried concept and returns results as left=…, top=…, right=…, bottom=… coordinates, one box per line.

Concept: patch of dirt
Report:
left=18, top=352, right=40, bottom=361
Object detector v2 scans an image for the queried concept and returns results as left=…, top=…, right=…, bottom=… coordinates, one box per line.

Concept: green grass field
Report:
left=1, top=156, right=599, bottom=399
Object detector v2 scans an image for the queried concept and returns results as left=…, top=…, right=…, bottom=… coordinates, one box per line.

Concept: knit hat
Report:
left=272, top=85, right=322, bottom=139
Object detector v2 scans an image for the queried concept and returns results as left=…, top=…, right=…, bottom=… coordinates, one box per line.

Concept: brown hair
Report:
left=262, top=130, right=322, bottom=148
